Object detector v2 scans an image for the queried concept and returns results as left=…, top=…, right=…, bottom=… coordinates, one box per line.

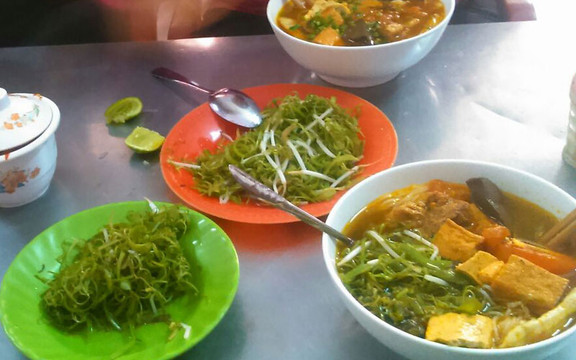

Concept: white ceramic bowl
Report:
left=0, top=97, right=60, bottom=207
left=267, top=0, right=455, bottom=87
left=322, top=159, right=576, bottom=360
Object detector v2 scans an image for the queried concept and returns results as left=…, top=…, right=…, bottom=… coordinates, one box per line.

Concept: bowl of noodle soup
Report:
left=267, top=0, right=455, bottom=87
left=322, top=159, right=576, bottom=360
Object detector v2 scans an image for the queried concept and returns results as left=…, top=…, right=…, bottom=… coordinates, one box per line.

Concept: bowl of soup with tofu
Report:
left=322, top=159, right=576, bottom=360
left=266, top=0, right=455, bottom=87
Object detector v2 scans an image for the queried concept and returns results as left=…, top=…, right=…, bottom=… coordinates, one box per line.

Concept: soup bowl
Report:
left=267, top=0, right=455, bottom=88
left=322, top=159, right=576, bottom=360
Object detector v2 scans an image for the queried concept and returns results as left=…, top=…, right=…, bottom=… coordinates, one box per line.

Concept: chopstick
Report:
left=540, top=208, right=576, bottom=250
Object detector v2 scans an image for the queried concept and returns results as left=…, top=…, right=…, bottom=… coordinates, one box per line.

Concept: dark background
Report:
left=0, top=0, right=527, bottom=48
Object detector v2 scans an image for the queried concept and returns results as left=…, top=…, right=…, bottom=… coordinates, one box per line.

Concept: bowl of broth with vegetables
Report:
left=267, top=0, right=455, bottom=87
left=277, top=0, right=446, bottom=46
left=322, top=160, right=576, bottom=360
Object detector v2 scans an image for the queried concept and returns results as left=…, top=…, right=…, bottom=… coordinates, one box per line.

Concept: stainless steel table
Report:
left=2, top=21, right=576, bottom=359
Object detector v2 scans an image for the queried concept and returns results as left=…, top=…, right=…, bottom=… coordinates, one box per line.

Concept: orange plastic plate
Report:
left=160, top=83, right=397, bottom=224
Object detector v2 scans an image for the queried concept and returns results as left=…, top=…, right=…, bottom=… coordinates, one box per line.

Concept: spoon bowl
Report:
left=208, top=88, right=262, bottom=129
left=152, top=67, right=262, bottom=128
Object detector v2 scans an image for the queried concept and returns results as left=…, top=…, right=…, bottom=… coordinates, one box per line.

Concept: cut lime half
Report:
left=125, top=126, right=165, bottom=153
left=105, top=97, right=143, bottom=124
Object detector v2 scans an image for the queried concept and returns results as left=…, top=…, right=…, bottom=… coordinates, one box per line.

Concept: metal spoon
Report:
left=228, top=165, right=355, bottom=247
left=151, top=67, right=262, bottom=128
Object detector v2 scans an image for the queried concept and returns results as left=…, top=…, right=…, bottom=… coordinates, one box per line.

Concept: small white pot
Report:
left=0, top=93, right=60, bottom=207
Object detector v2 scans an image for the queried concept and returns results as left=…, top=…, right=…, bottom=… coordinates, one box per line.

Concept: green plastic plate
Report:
left=0, top=201, right=239, bottom=360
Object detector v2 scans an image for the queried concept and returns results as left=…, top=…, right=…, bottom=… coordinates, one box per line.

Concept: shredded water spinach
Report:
left=172, top=93, right=364, bottom=204
left=41, top=205, right=198, bottom=334
left=337, top=228, right=505, bottom=337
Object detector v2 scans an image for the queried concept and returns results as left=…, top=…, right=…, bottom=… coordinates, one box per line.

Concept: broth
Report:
left=343, top=186, right=559, bottom=243
left=277, top=0, right=446, bottom=46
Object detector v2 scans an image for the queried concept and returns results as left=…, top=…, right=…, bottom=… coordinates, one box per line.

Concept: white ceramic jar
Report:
left=0, top=89, right=60, bottom=207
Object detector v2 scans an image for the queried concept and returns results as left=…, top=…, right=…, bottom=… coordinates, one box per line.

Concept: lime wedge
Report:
left=105, top=97, right=143, bottom=124
left=125, top=126, right=165, bottom=153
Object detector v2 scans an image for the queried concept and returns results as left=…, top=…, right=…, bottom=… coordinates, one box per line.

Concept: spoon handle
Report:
left=151, top=67, right=213, bottom=94
left=228, top=165, right=355, bottom=247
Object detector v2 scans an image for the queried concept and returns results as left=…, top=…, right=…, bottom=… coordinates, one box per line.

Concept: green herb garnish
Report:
left=41, top=205, right=197, bottom=334
left=337, top=229, right=505, bottom=337
left=171, top=93, right=364, bottom=205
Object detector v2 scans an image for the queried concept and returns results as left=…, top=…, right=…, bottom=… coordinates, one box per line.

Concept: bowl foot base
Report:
left=0, top=184, right=50, bottom=208
left=317, top=72, right=400, bottom=88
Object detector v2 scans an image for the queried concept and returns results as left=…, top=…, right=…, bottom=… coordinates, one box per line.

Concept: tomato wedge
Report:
left=482, top=226, right=576, bottom=275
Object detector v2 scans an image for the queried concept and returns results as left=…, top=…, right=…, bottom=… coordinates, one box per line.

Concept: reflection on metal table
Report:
left=1, top=20, right=576, bottom=360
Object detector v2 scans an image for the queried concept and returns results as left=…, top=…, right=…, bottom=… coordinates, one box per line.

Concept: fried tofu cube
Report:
left=477, top=261, right=504, bottom=284
left=433, top=219, right=485, bottom=262
left=491, top=255, right=569, bottom=315
left=278, top=17, right=296, bottom=29
left=426, top=313, right=495, bottom=349
left=321, top=7, right=344, bottom=25
left=456, top=251, right=502, bottom=284
left=313, top=27, right=342, bottom=46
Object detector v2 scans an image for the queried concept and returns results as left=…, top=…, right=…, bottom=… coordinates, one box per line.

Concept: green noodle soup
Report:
left=336, top=180, right=576, bottom=349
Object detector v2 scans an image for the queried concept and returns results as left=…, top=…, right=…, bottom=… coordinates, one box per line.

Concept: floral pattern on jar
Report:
left=0, top=167, right=41, bottom=194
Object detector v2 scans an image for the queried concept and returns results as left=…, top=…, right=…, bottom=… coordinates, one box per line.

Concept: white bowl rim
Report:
left=2, top=95, right=60, bottom=162
left=322, top=159, right=576, bottom=355
left=267, top=0, right=456, bottom=51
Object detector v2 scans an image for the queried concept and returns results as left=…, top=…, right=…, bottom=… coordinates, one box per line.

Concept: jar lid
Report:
left=0, top=89, right=54, bottom=153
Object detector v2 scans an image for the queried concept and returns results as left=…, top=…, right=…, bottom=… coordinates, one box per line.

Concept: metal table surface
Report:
left=1, top=21, right=576, bottom=359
